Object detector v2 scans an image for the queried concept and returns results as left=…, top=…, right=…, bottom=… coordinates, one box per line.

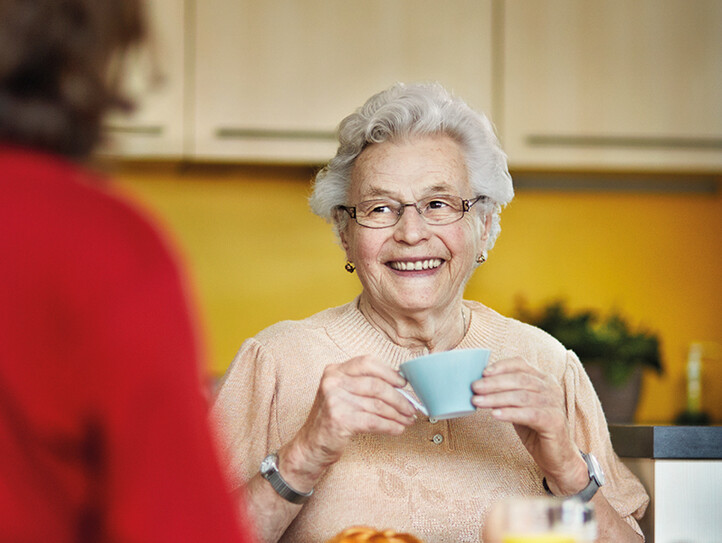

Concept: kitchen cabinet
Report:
left=501, top=0, right=722, bottom=171
left=101, top=0, right=186, bottom=158
left=192, top=0, right=494, bottom=163
left=611, top=425, right=722, bottom=543
left=104, top=0, right=722, bottom=172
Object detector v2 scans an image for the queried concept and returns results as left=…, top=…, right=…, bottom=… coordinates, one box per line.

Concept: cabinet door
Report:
left=102, top=0, right=186, bottom=158
left=193, top=0, right=494, bottom=163
left=502, top=0, right=722, bottom=171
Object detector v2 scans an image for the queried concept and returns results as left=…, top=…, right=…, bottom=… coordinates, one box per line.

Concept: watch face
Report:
left=260, top=454, right=277, bottom=476
left=588, top=453, right=606, bottom=486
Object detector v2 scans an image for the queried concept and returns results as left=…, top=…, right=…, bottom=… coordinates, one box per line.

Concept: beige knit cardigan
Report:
left=212, top=300, right=648, bottom=542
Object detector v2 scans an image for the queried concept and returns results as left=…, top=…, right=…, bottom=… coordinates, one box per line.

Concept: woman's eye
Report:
left=427, top=199, right=450, bottom=209
left=370, top=204, right=393, bottom=214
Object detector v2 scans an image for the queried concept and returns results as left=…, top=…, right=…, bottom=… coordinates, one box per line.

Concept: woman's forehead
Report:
left=354, top=182, right=463, bottom=201
left=350, top=135, right=470, bottom=199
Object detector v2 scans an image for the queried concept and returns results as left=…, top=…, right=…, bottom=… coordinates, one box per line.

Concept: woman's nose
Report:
left=393, top=204, right=430, bottom=244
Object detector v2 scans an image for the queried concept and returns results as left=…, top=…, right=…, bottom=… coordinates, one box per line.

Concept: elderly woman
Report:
left=213, top=83, right=648, bottom=542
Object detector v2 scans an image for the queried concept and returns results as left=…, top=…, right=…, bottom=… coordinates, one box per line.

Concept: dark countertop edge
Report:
left=609, top=425, right=722, bottom=459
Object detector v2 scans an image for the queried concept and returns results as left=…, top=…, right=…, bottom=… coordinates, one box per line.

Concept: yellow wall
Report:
left=112, top=164, right=722, bottom=424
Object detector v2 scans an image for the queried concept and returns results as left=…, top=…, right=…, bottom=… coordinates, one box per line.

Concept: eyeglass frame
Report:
left=337, top=194, right=487, bottom=229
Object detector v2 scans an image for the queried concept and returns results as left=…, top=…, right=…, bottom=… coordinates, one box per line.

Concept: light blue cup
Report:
left=400, top=348, right=491, bottom=420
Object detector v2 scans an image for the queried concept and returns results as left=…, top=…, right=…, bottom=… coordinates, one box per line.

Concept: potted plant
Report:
left=516, top=300, right=663, bottom=423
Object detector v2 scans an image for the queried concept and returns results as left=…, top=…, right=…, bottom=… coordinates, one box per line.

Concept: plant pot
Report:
left=583, top=364, right=643, bottom=424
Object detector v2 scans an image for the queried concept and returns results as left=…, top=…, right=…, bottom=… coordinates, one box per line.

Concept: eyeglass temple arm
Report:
left=338, top=206, right=356, bottom=219
left=467, top=195, right=487, bottom=211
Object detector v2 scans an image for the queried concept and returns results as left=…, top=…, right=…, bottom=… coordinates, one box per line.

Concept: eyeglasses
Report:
left=338, top=194, right=486, bottom=229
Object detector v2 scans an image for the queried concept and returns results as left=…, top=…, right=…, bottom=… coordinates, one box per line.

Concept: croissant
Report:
left=326, top=526, right=424, bottom=543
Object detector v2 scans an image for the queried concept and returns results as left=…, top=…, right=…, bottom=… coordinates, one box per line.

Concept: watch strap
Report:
left=260, top=453, right=313, bottom=504
left=543, top=473, right=599, bottom=503
left=542, top=452, right=603, bottom=503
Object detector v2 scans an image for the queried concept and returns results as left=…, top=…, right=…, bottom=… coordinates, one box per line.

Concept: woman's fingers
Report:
left=323, top=357, right=414, bottom=415
left=472, top=356, right=567, bottom=437
left=473, top=388, right=551, bottom=410
left=471, top=358, right=563, bottom=405
left=480, top=356, right=548, bottom=383
left=326, top=383, right=416, bottom=425
left=332, top=395, right=413, bottom=434
left=312, top=356, right=415, bottom=439
left=472, top=371, right=545, bottom=396
left=339, top=355, right=407, bottom=386
left=330, top=374, right=416, bottom=417
left=485, top=405, right=566, bottom=434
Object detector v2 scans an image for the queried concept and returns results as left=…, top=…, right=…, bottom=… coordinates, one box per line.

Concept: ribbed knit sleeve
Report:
left=562, top=351, right=649, bottom=537
left=212, top=338, right=282, bottom=489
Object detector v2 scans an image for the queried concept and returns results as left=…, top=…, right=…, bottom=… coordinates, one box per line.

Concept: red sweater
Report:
left=0, top=146, right=254, bottom=542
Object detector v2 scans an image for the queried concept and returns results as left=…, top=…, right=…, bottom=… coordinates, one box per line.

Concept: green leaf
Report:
left=515, top=299, right=664, bottom=385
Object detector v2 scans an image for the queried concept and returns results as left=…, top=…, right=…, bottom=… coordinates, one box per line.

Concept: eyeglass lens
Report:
left=355, top=195, right=468, bottom=228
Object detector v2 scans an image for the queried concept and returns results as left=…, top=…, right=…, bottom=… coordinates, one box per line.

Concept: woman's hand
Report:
left=244, top=356, right=416, bottom=542
left=285, top=355, right=416, bottom=486
left=471, top=357, right=588, bottom=495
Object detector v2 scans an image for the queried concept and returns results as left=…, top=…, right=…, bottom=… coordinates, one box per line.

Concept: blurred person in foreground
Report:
left=212, top=82, right=648, bottom=542
left=0, top=1, right=254, bottom=541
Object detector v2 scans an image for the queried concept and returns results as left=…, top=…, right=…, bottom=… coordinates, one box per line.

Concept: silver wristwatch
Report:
left=260, top=453, right=313, bottom=504
left=543, top=451, right=605, bottom=502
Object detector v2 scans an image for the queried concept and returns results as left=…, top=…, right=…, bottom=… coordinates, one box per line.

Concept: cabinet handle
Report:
left=215, top=128, right=336, bottom=141
left=512, top=172, right=717, bottom=194
left=526, top=135, right=722, bottom=150
left=104, top=125, right=164, bottom=136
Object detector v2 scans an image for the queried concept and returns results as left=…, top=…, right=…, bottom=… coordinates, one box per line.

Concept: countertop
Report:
left=609, top=424, right=722, bottom=459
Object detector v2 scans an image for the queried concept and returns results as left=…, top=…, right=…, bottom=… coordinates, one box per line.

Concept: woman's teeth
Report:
left=389, top=259, right=442, bottom=271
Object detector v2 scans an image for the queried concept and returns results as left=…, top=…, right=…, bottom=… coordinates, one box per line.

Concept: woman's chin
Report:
left=374, top=292, right=451, bottom=316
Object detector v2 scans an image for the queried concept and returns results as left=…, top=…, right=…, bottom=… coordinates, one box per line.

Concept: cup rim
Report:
left=400, top=347, right=491, bottom=370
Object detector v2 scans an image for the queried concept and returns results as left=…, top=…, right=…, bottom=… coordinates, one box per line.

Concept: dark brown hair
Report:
left=0, top=0, right=147, bottom=157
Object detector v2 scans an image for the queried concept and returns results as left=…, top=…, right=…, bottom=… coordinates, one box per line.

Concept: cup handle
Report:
left=396, top=388, right=428, bottom=416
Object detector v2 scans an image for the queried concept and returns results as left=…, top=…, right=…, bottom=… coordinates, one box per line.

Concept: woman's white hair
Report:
left=309, top=82, right=514, bottom=250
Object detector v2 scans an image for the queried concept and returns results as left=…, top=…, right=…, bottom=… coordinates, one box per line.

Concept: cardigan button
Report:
left=429, top=417, right=438, bottom=424
left=432, top=433, right=444, bottom=445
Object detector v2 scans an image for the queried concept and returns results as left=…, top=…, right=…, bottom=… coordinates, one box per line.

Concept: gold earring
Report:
left=476, top=252, right=487, bottom=264
left=345, top=260, right=356, bottom=273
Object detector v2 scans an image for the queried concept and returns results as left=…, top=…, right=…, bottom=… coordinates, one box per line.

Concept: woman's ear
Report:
left=339, top=228, right=350, bottom=253
left=479, top=212, right=492, bottom=245
left=334, top=212, right=351, bottom=254
left=481, top=213, right=492, bottom=244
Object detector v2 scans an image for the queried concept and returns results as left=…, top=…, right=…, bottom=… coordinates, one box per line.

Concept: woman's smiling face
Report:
left=340, top=134, right=489, bottom=317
